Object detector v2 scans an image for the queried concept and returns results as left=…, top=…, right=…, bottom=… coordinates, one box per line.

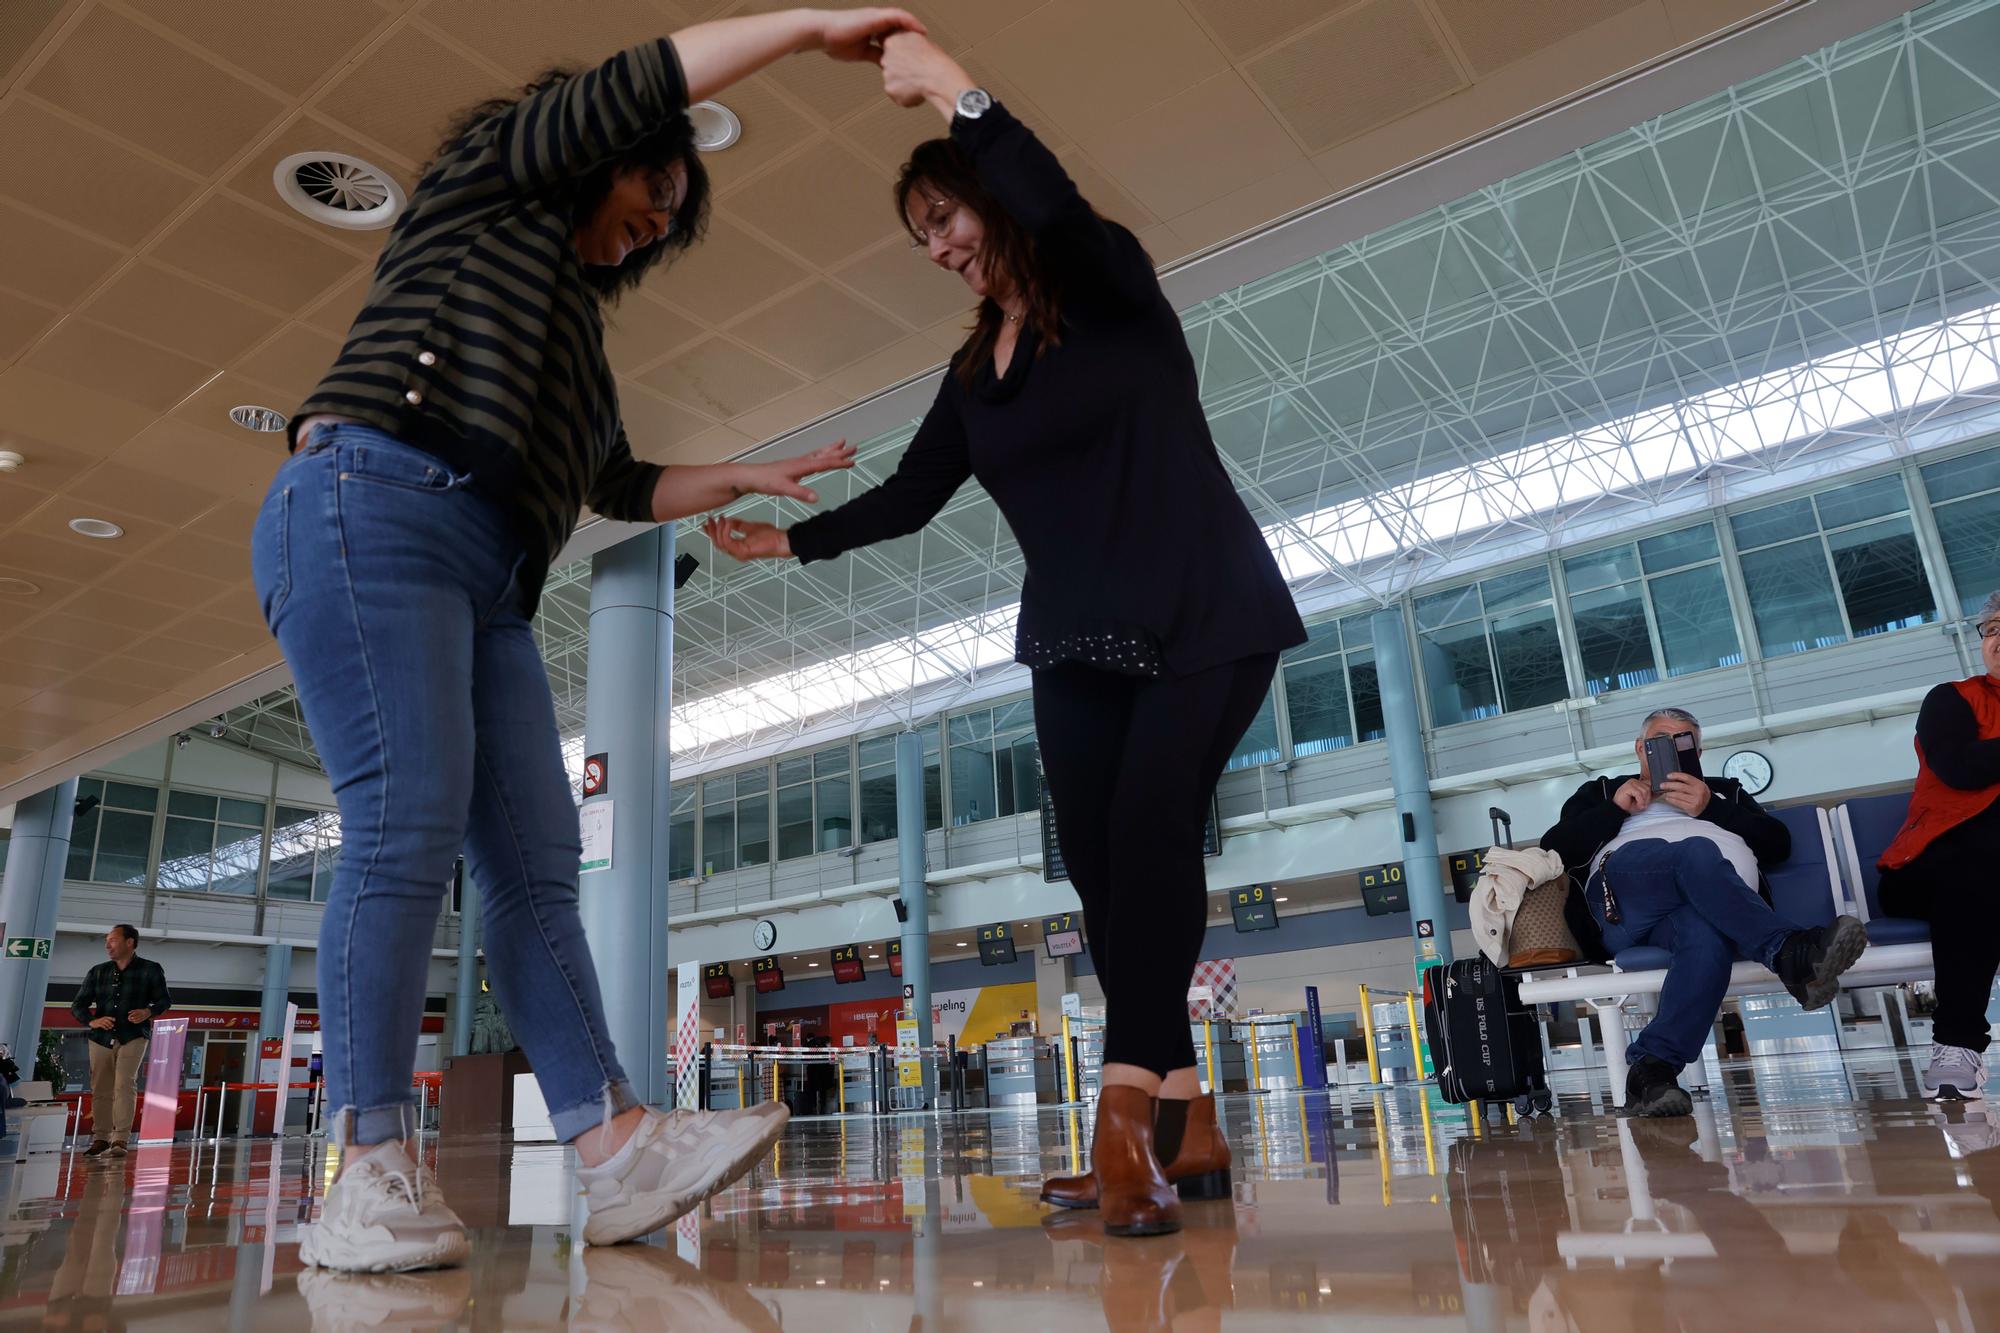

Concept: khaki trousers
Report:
left=87, top=1039, right=149, bottom=1144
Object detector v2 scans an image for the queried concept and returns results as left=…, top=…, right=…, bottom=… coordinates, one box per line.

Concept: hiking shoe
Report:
left=1772, top=915, right=1868, bottom=1010
left=298, top=1143, right=470, bottom=1273
left=1625, top=1055, right=1693, bottom=1118
left=82, top=1139, right=113, bottom=1159
left=578, top=1103, right=789, bottom=1247
left=1923, top=1043, right=1989, bottom=1102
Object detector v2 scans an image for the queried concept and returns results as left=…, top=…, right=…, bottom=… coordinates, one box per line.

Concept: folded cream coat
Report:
left=1469, top=846, right=1569, bottom=966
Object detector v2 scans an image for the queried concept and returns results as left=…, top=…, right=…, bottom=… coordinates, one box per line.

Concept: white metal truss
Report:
left=216, top=0, right=2000, bottom=780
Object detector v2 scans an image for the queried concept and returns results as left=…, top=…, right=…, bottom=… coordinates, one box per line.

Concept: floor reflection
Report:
left=3, top=1050, right=2000, bottom=1328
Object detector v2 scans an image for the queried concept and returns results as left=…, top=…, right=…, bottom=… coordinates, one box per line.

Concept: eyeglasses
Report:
left=1980, top=622, right=2000, bottom=642
left=645, top=170, right=681, bottom=221
left=906, top=196, right=961, bottom=250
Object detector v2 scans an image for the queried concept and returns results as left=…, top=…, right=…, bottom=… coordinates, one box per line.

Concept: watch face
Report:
left=753, top=920, right=777, bottom=952
left=957, top=88, right=992, bottom=118
left=1722, top=751, right=1774, bottom=794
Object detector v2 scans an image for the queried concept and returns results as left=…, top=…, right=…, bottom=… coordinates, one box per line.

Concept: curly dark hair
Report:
left=430, top=66, right=712, bottom=304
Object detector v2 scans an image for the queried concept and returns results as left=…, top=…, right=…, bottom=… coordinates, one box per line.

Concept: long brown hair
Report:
left=895, top=139, right=1061, bottom=386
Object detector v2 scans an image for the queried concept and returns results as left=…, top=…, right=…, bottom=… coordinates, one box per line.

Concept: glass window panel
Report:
left=858, top=735, right=897, bottom=768
left=776, top=757, right=812, bottom=788
left=670, top=783, right=695, bottom=814
left=157, top=817, right=215, bottom=890
left=1649, top=565, right=1743, bottom=677
left=814, top=747, right=850, bottom=777
left=211, top=827, right=263, bottom=896
left=1283, top=655, right=1354, bottom=756
left=1490, top=604, right=1567, bottom=710
left=168, top=791, right=218, bottom=819
left=998, top=736, right=1040, bottom=817
left=1814, top=473, right=1909, bottom=529
left=859, top=769, right=898, bottom=844
left=994, top=699, right=1035, bottom=734
left=1739, top=539, right=1847, bottom=657
left=67, top=807, right=100, bottom=881
left=1420, top=620, right=1498, bottom=725
left=703, top=774, right=736, bottom=804
left=1282, top=618, right=1342, bottom=664
left=1339, top=612, right=1376, bottom=649
left=313, top=847, right=340, bottom=902
left=1481, top=567, right=1553, bottom=613
left=1571, top=584, right=1656, bottom=696
left=815, top=776, right=851, bottom=850
left=93, top=810, right=153, bottom=885
left=1637, top=523, right=1720, bottom=573
left=1349, top=649, right=1384, bottom=742
left=1828, top=516, right=1935, bottom=636
left=1562, top=545, right=1640, bottom=594
left=776, top=785, right=814, bottom=861
left=701, top=808, right=737, bottom=874
left=924, top=759, right=943, bottom=833
left=267, top=855, right=314, bottom=900
left=105, top=781, right=157, bottom=812
left=1934, top=493, right=2000, bottom=617
left=1225, top=688, right=1281, bottom=771
left=950, top=740, right=995, bottom=826
left=1414, top=585, right=1481, bottom=631
left=77, top=777, right=104, bottom=804
left=218, top=798, right=266, bottom=827
left=734, top=767, right=768, bottom=796
left=667, top=806, right=696, bottom=880
left=736, top=795, right=769, bottom=867
left=1921, top=447, right=2000, bottom=504
left=1731, top=498, right=1818, bottom=550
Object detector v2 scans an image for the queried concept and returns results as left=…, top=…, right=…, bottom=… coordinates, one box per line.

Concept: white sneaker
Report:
left=299, top=1143, right=470, bottom=1273
left=1923, top=1043, right=1989, bottom=1102
left=577, top=1103, right=789, bottom=1247
left=297, top=1267, right=473, bottom=1330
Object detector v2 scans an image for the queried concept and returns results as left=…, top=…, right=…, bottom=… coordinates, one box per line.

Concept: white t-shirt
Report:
left=1594, top=798, right=1760, bottom=891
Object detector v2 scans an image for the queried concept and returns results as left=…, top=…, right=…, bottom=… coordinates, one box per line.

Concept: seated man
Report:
left=1542, top=707, right=1868, bottom=1116
left=1876, top=589, right=2000, bottom=1101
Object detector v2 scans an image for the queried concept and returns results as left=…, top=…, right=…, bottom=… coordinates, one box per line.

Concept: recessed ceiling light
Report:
left=1276, top=897, right=1289, bottom=903
left=231, top=405, right=288, bottom=433
left=955, top=942, right=968, bottom=947
left=808, top=962, right=819, bottom=968
left=688, top=101, right=741, bottom=151
left=0, top=576, right=40, bottom=596
left=0, top=449, right=23, bottom=472
left=69, top=517, right=123, bottom=540
left=274, top=151, right=406, bottom=230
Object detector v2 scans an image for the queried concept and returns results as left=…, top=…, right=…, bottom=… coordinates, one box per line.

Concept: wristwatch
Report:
left=955, top=87, right=993, bottom=120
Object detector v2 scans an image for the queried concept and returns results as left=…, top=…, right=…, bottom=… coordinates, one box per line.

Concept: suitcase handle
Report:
left=1488, top=805, right=1513, bottom=850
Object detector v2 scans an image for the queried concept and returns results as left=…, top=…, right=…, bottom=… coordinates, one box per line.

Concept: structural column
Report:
left=0, top=779, right=77, bottom=1068
left=894, top=732, right=933, bottom=1063
left=582, top=525, right=676, bottom=1108
left=1369, top=607, right=1451, bottom=979
left=452, top=865, right=479, bottom=1058
left=241, top=942, right=293, bottom=1135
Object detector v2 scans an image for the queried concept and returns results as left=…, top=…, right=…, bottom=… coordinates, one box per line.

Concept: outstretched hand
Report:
left=704, top=515, right=793, bottom=562
left=734, top=439, right=855, bottom=505
left=814, top=7, right=926, bottom=63
left=880, top=30, right=971, bottom=114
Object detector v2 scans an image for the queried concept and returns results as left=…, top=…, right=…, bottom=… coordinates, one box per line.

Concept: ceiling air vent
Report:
left=274, top=151, right=406, bottom=230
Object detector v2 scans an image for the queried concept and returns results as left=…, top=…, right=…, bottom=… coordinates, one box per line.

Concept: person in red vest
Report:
left=1878, top=589, right=2000, bottom=1100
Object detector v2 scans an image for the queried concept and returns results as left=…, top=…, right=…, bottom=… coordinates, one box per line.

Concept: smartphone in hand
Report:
left=1643, top=734, right=1678, bottom=794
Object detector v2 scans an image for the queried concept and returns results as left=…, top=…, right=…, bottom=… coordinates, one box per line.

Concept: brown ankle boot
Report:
left=1040, top=1093, right=1232, bottom=1210
left=1093, top=1085, right=1180, bottom=1237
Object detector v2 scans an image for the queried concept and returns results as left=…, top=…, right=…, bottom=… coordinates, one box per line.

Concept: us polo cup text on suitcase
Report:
left=1422, top=956, right=1553, bottom=1115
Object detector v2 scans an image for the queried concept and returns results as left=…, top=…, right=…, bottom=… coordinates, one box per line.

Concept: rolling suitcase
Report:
left=1421, top=954, right=1553, bottom=1115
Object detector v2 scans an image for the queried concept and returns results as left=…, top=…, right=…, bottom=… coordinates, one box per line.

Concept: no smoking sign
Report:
left=582, top=752, right=608, bottom=797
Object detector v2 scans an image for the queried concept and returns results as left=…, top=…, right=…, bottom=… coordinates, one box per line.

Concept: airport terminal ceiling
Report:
left=0, top=0, right=1963, bottom=795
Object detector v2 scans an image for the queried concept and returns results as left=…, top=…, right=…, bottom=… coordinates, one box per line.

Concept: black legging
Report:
left=1033, top=653, right=1278, bottom=1076
left=1881, top=803, right=2000, bottom=1052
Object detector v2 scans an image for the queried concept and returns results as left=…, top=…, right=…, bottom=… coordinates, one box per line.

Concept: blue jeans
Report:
left=251, top=424, right=639, bottom=1145
left=1587, top=837, right=1799, bottom=1073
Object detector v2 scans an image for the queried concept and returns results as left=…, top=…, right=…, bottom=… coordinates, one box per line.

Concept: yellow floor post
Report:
left=1203, top=1021, right=1218, bottom=1095
left=1371, top=1092, right=1392, bottom=1206
left=1404, top=991, right=1429, bottom=1078
left=1062, top=1015, right=1078, bottom=1104
left=1418, top=1088, right=1437, bottom=1179
left=1468, top=1097, right=1483, bottom=1137
left=835, top=1056, right=845, bottom=1113
left=736, top=1067, right=745, bottom=1107
left=1289, top=1024, right=1304, bottom=1088
left=1358, top=984, right=1381, bottom=1084
left=1247, top=1023, right=1265, bottom=1091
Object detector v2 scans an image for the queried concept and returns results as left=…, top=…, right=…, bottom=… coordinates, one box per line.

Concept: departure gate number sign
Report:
left=752, top=955, right=785, bottom=994
left=830, top=944, right=866, bottom=985
left=1231, top=886, right=1280, bottom=933
left=1448, top=848, right=1486, bottom=903
left=1041, top=912, right=1085, bottom=960
left=701, top=961, right=734, bottom=1000
left=1360, top=862, right=1409, bottom=916
left=977, top=922, right=1018, bottom=966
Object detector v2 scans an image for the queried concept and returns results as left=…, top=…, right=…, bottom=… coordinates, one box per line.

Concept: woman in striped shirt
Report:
left=256, top=7, right=923, bottom=1276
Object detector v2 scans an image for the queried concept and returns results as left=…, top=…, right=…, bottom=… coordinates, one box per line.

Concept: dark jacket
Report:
left=1539, top=774, right=1791, bottom=962
left=292, top=39, right=687, bottom=610
left=786, top=103, right=1307, bottom=677
left=71, top=956, right=172, bottom=1048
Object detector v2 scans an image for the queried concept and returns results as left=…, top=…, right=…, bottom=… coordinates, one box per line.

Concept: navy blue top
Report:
left=786, top=103, right=1306, bottom=679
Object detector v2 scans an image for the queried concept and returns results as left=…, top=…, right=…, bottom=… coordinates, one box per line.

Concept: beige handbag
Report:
left=1508, top=875, right=1581, bottom=968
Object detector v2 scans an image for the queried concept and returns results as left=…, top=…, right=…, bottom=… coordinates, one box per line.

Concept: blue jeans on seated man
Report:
left=1586, top=836, right=1799, bottom=1074
left=251, top=424, right=641, bottom=1146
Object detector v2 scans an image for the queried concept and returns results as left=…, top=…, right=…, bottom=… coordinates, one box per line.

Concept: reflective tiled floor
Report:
left=8, top=1050, right=2000, bottom=1330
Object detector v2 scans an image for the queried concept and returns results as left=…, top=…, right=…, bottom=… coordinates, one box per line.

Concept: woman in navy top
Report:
left=708, top=33, right=1306, bottom=1236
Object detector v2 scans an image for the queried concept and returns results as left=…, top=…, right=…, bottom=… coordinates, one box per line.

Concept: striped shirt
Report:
left=292, top=39, right=686, bottom=602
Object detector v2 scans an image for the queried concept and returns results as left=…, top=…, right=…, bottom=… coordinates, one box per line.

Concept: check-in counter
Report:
left=1233, top=1013, right=1306, bottom=1092
left=1192, top=1022, right=1246, bottom=1093
left=984, top=1036, right=1057, bottom=1106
